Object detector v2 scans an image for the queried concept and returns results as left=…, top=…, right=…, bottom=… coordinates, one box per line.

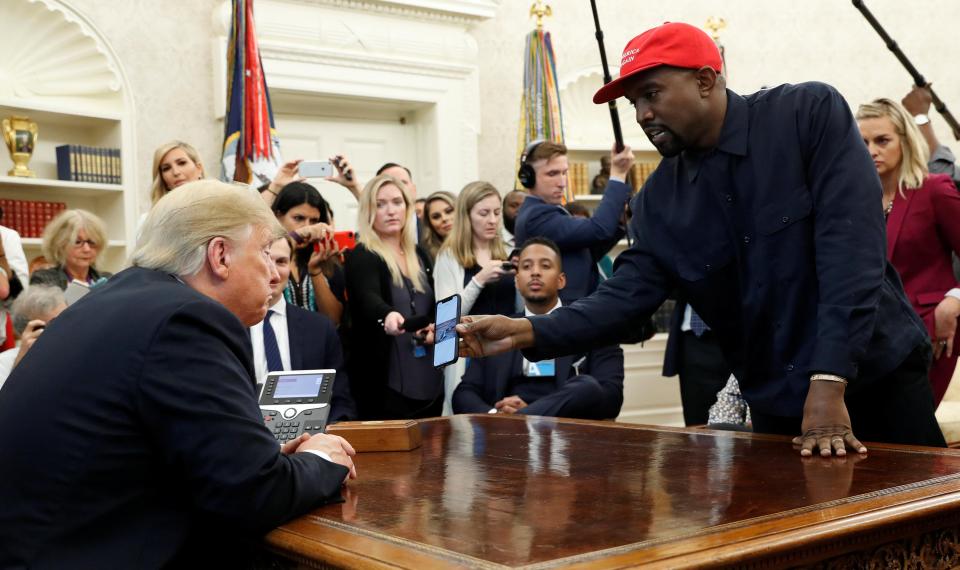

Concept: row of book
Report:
left=567, top=160, right=662, bottom=197
left=55, top=145, right=122, bottom=185
left=0, top=199, right=67, bottom=239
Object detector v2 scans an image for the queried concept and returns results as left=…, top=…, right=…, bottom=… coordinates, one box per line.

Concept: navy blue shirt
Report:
left=525, top=83, right=928, bottom=417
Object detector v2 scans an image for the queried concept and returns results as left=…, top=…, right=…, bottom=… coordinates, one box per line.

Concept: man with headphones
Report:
left=513, top=140, right=635, bottom=303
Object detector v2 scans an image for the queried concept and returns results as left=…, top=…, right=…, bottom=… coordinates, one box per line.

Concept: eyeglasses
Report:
left=73, top=239, right=98, bottom=249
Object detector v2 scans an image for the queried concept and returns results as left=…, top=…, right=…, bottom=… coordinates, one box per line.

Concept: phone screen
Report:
left=433, top=294, right=461, bottom=368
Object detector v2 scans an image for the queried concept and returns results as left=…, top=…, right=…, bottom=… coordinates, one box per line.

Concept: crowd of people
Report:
left=1, top=19, right=960, bottom=567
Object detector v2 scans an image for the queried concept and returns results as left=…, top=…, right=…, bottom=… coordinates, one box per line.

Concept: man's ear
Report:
left=696, top=66, right=720, bottom=97
left=206, top=237, right=231, bottom=282
left=557, top=271, right=567, bottom=291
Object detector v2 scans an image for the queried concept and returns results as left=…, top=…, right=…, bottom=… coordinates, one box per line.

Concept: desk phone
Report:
left=258, top=369, right=335, bottom=443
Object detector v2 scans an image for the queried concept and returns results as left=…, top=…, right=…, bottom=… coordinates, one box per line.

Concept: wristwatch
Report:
left=914, top=114, right=931, bottom=126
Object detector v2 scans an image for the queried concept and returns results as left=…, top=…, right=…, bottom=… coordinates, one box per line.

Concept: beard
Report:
left=647, top=125, right=687, bottom=158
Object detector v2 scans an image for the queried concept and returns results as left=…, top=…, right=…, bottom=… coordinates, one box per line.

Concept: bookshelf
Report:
left=0, top=1, right=136, bottom=274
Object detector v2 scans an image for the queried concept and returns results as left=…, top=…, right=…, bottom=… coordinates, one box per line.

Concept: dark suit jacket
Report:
left=285, top=303, right=358, bottom=423
left=886, top=173, right=960, bottom=337
left=662, top=300, right=686, bottom=378
left=514, top=180, right=630, bottom=303
left=0, top=267, right=348, bottom=568
left=453, top=332, right=624, bottom=419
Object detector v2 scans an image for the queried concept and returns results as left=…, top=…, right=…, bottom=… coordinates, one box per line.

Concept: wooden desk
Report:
left=263, top=415, right=960, bottom=568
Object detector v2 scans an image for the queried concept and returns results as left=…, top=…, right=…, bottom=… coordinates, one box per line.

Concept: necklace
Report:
left=883, top=199, right=894, bottom=218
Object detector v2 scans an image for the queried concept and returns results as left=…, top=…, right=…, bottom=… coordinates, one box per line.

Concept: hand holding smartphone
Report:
left=299, top=161, right=334, bottom=178
left=433, top=294, right=461, bottom=369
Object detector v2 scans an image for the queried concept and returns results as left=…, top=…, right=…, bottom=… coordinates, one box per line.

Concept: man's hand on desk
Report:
left=283, top=433, right=358, bottom=481
left=793, top=380, right=867, bottom=458
left=494, top=396, right=528, bottom=414
left=457, top=315, right=535, bottom=358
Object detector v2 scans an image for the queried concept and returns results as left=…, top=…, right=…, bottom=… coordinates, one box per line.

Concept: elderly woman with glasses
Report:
left=30, top=209, right=111, bottom=290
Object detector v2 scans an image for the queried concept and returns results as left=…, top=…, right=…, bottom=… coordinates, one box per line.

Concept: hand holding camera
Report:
left=473, top=258, right=515, bottom=287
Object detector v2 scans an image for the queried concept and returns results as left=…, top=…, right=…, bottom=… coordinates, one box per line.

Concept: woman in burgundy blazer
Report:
left=859, top=98, right=960, bottom=405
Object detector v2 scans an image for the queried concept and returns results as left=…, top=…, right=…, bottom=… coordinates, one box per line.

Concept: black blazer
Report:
left=0, top=267, right=348, bottom=568
left=286, top=302, right=358, bottom=423
left=453, top=328, right=624, bottom=419
left=343, top=243, right=433, bottom=413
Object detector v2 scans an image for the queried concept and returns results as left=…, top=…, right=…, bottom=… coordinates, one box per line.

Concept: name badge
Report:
left=524, top=359, right=555, bottom=377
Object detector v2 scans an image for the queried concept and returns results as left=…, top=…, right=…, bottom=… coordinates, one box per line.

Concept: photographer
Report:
left=514, top=142, right=634, bottom=303
left=271, top=182, right=345, bottom=326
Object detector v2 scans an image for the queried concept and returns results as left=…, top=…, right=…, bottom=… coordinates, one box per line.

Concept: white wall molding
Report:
left=282, top=0, right=500, bottom=23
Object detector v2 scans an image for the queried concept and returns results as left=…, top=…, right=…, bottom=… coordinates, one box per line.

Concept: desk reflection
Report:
left=307, top=415, right=957, bottom=567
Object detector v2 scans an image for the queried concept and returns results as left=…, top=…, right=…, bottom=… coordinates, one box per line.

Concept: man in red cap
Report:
left=458, top=22, right=945, bottom=455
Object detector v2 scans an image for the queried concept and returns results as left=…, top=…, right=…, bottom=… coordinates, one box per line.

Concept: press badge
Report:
left=524, top=359, right=555, bottom=377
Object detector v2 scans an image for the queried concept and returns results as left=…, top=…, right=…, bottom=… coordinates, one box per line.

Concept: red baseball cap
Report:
left=593, top=22, right=723, bottom=104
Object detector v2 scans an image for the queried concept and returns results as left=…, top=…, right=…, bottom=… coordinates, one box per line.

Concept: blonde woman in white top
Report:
left=433, top=181, right=516, bottom=414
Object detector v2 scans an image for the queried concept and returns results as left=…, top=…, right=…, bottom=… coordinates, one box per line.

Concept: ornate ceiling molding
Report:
left=282, top=0, right=500, bottom=24
left=0, top=0, right=122, bottom=100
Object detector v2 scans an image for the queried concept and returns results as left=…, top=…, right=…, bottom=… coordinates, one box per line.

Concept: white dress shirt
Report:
left=249, top=298, right=292, bottom=384
left=0, top=348, right=18, bottom=391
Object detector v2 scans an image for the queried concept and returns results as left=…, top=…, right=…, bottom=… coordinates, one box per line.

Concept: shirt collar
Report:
left=268, top=297, right=287, bottom=317
left=679, top=89, right=748, bottom=183
left=716, top=88, right=749, bottom=157
left=524, top=298, right=562, bottom=317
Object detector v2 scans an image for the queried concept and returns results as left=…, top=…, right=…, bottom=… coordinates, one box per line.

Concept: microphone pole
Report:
left=852, top=0, right=960, bottom=140
left=589, top=0, right=625, bottom=152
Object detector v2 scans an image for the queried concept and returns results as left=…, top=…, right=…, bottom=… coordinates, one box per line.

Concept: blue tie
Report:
left=689, top=307, right=710, bottom=337
left=263, top=310, right=284, bottom=372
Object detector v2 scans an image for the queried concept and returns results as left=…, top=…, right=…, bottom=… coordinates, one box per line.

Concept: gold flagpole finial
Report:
left=704, top=16, right=727, bottom=41
left=530, top=1, right=552, bottom=30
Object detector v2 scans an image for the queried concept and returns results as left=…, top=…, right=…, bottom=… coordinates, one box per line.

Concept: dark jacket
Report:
left=453, top=341, right=624, bottom=419
left=30, top=264, right=109, bottom=289
left=286, top=302, right=358, bottom=422
left=0, top=267, right=348, bottom=568
left=343, top=243, right=434, bottom=415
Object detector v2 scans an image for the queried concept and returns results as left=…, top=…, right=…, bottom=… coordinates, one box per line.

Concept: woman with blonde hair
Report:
left=857, top=97, right=960, bottom=405
left=433, top=181, right=516, bottom=413
left=420, top=191, right=456, bottom=262
left=344, top=174, right=441, bottom=419
left=149, top=141, right=205, bottom=206
left=31, top=209, right=110, bottom=289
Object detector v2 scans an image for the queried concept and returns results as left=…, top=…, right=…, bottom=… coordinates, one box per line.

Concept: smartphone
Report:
left=500, top=261, right=516, bottom=271
left=333, top=230, right=357, bottom=251
left=299, top=161, right=333, bottom=178
left=433, top=294, right=461, bottom=369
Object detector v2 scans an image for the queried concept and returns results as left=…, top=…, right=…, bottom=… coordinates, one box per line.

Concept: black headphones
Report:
left=517, top=139, right=546, bottom=189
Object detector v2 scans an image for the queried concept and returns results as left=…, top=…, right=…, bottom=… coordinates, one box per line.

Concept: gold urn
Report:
left=2, top=115, right=39, bottom=177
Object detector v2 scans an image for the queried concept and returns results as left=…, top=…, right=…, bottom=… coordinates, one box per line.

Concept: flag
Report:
left=220, top=0, right=282, bottom=185
left=516, top=27, right=565, bottom=196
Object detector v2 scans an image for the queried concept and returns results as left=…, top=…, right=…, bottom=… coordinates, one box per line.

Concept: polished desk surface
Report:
left=265, top=415, right=960, bottom=569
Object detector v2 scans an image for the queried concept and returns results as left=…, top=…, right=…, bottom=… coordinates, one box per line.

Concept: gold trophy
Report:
left=2, top=115, right=39, bottom=177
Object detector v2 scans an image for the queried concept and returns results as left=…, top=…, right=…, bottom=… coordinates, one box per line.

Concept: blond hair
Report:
left=133, top=180, right=284, bottom=276
left=856, top=98, right=929, bottom=193
left=357, top=174, right=426, bottom=291
left=421, top=191, right=456, bottom=260
left=440, top=181, right=508, bottom=268
left=150, top=141, right=204, bottom=205
left=42, top=209, right=107, bottom=267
